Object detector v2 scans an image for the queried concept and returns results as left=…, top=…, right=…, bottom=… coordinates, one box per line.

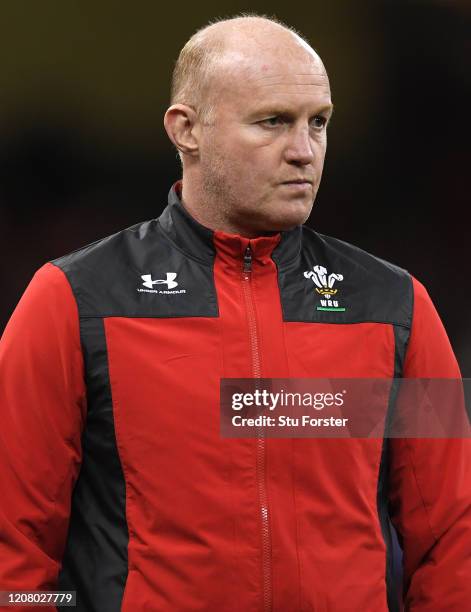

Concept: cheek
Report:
left=221, top=145, right=268, bottom=186
left=316, top=136, right=328, bottom=160
left=236, top=145, right=280, bottom=183
left=203, top=131, right=286, bottom=191
left=316, top=146, right=327, bottom=176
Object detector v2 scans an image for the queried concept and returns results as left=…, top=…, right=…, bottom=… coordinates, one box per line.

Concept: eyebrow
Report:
left=320, top=104, right=334, bottom=116
left=247, top=103, right=335, bottom=120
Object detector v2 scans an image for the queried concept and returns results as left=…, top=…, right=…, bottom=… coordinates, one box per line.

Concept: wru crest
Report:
left=304, top=265, right=343, bottom=300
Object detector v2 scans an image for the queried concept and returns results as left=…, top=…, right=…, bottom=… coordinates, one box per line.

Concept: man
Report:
left=0, top=14, right=470, bottom=612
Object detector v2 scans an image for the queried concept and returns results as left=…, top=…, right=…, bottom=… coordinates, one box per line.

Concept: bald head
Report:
left=170, top=15, right=325, bottom=124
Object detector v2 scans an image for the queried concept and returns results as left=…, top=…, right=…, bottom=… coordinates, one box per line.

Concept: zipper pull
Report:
left=243, top=245, right=252, bottom=273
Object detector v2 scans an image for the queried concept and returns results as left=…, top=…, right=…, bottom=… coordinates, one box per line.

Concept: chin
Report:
left=235, top=198, right=313, bottom=234
left=268, top=204, right=313, bottom=230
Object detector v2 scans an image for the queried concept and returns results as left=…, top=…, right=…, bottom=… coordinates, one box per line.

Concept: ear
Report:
left=164, top=104, right=200, bottom=157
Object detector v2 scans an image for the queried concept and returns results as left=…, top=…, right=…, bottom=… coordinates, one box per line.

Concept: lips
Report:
left=279, top=180, right=313, bottom=193
left=281, top=179, right=313, bottom=185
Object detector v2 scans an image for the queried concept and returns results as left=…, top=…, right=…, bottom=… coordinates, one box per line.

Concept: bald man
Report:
left=1, top=14, right=470, bottom=612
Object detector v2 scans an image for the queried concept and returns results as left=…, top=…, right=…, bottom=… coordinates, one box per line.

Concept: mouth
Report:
left=281, top=179, right=313, bottom=185
left=279, top=179, right=313, bottom=192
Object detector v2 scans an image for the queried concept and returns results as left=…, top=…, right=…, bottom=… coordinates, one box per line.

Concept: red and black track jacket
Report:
left=1, top=182, right=470, bottom=611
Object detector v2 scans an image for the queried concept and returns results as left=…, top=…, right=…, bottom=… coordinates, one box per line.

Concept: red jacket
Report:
left=1, top=183, right=470, bottom=611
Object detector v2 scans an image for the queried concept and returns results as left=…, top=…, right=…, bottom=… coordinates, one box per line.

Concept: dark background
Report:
left=1, top=0, right=469, bottom=373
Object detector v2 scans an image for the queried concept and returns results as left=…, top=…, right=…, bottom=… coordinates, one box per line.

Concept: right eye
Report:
left=259, top=116, right=284, bottom=127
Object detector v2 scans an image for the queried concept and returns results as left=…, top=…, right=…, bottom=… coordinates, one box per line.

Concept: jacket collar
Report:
left=158, top=181, right=302, bottom=268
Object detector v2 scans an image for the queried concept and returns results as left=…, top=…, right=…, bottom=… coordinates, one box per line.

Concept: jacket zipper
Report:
left=242, top=245, right=272, bottom=612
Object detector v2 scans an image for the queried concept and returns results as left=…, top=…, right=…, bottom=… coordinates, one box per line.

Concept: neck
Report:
left=180, top=172, right=268, bottom=238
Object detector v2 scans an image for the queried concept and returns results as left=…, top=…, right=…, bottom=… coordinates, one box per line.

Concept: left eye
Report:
left=311, top=116, right=327, bottom=129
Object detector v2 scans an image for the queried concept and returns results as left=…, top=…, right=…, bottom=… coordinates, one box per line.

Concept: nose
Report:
left=283, top=124, right=315, bottom=166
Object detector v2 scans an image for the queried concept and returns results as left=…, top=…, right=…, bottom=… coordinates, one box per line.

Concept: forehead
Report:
left=214, top=52, right=331, bottom=113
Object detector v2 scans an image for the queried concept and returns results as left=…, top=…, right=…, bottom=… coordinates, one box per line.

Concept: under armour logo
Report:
left=141, top=273, right=178, bottom=289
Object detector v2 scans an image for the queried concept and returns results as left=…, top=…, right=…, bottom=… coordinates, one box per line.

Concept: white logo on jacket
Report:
left=304, top=265, right=343, bottom=299
left=141, top=272, right=178, bottom=289
left=137, top=272, right=186, bottom=294
left=304, top=265, right=346, bottom=312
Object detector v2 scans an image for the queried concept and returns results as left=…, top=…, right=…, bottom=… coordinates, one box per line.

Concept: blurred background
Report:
left=1, top=0, right=469, bottom=373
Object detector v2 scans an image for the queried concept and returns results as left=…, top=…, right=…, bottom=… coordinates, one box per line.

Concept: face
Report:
left=197, top=46, right=333, bottom=235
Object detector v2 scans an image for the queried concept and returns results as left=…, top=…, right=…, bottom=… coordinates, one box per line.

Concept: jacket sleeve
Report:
left=388, top=276, right=471, bottom=610
left=0, top=263, right=86, bottom=600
